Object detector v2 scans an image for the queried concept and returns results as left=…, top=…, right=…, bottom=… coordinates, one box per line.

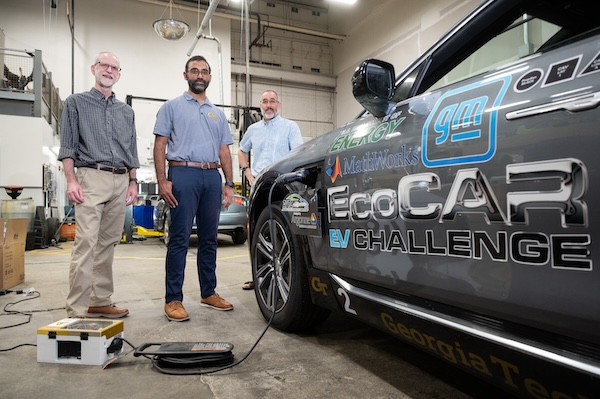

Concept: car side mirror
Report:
left=352, top=59, right=395, bottom=118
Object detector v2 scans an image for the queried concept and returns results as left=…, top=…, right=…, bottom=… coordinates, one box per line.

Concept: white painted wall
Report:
left=0, top=0, right=231, bottom=106
left=0, top=0, right=231, bottom=204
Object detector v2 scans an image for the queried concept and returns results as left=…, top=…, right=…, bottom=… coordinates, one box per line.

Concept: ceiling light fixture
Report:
left=327, top=0, right=357, bottom=4
left=153, top=0, right=190, bottom=40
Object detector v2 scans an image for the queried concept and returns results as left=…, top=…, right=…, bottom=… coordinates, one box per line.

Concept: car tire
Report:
left=231, top=228, right=247, bottom=245
left=251, top=205, right=330, bottom=331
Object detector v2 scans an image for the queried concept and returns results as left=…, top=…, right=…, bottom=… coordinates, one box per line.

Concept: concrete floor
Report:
left=0, top=236, right=514, bottom=399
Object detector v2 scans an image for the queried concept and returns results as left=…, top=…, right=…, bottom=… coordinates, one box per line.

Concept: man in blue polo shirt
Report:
left=238, top=89, right=303, bottom=290
left=153, top=55, right=235, bottom=322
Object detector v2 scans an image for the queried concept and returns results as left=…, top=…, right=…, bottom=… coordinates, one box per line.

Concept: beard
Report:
left=263, top=108, right=278, bottom=120
left=188, top=78, right=209, bottom=94
left=97, top=74, right=116, bottom=89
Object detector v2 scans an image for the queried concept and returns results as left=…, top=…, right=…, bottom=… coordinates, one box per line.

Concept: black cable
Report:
left=147, top=305, right=277, bottom=375
left=119, top=184, right=281, bottom=375
left=131, top=185, right=280, bottom=376
left=0, top=291, right=40, bottom=351
left=0, top=291, right=40, bottom=330
left=0, top=343, right=37, bottom=352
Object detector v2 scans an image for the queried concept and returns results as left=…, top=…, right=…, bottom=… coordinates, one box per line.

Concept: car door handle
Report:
left=506, top=91, right=600, bottom=120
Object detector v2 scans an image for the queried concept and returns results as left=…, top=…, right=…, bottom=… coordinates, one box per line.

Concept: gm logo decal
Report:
left=422, top=76, right=511, bottom=167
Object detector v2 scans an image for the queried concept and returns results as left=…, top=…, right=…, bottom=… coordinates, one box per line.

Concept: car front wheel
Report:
left=251, top=205, right=330, bottom=331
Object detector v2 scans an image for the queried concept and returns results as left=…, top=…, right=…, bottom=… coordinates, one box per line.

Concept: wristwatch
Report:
left=241, top=166, right=249, bottom=173
left=129, top=178, right=138, bottom=184
left=225, top=181, right=235, bottom=188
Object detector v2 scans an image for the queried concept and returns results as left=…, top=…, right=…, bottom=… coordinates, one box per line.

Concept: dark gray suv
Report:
left=247, top=0, right=600, bottom=397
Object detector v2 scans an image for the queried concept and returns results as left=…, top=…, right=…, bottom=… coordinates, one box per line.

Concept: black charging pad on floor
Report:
left=134, top=342, right=235, bottom=370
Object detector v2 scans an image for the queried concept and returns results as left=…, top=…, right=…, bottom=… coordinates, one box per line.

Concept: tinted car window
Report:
left=428, top=16, right=561, bottom=92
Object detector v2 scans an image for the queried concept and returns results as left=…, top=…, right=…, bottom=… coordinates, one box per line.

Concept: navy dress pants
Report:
left=165, top=166, right=222, bottom=303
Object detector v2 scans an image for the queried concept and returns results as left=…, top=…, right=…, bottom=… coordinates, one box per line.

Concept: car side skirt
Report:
left=307, top=269, right=600, bottom=398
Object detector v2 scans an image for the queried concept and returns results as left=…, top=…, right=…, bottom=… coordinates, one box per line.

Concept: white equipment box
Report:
left=37, top=318, right=124, bottom=366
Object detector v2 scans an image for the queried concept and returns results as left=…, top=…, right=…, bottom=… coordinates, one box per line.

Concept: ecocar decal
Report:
left=326, top=158, right=591, bottom=270
left=422, top=76, right=511, bottom=168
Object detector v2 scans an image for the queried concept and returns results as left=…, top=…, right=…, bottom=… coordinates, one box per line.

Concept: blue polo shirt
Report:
left=153, top=92, right=233, bottom=163
left=239, top=115, right=303, bottom=176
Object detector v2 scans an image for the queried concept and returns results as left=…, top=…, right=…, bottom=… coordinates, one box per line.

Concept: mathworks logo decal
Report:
left=327, top=156, right=342, bottom=183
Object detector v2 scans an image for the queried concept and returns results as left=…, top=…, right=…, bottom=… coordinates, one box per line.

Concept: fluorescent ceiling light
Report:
left=327, top=0, right=357, bottom=4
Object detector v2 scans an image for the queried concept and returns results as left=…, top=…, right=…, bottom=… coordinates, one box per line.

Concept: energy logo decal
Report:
left=328, top=117, right=404, bottom=153
left=327, top=156, right=342, bottom=183
left=422, top=76, right=511, bottom=168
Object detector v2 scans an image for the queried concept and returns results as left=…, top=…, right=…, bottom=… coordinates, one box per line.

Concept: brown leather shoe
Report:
left=200, top=293, right=233, bottom=311
left=164, top=300, right=190, bottom=321
left=87, top=304, right=129, bottom=319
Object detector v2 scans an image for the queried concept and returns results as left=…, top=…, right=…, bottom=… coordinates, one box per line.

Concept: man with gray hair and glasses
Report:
left=59, top=51, right=139, bottom=319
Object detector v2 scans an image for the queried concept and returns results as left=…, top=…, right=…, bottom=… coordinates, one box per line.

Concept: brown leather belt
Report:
left=82, top=164, right=128, bottom=174
left=168, top=161, right=220, bottom=169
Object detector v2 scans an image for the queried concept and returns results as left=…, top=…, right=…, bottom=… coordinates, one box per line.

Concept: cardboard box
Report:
left=0, top=218, right=28, bottom=289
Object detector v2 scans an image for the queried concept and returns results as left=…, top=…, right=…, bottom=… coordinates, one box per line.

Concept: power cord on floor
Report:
left=121, top=180, right=287, bottom=375
left=125, top=300, right=276, bottom=375
left=0, top=289, right=40, bottom=351
left=0, top=289, right=40, bottom=330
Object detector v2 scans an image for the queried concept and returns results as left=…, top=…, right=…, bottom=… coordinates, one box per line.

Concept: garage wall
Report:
left=0, top=0, right=232, bottom=187
left=0, top=0, right=231, bottom=106
left=232, top=78, right=334, bottom=142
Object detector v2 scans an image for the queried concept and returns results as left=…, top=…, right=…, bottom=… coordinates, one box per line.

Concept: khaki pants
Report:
left=65, top=168, right=128, bottom=317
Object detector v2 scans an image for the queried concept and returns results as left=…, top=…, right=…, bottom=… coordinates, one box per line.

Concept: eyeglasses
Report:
left=95, top=62, right=121, bottom=72
left=188, top=68, right=210, bottom=77
left=260, top=99, right=279, bottom=105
